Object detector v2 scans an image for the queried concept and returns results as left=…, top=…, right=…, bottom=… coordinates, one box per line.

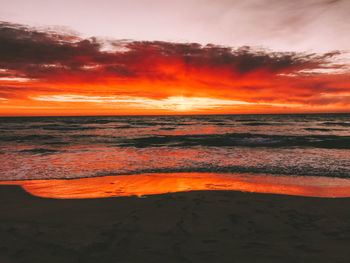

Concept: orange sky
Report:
left=0, top=22, right=349, bottom=116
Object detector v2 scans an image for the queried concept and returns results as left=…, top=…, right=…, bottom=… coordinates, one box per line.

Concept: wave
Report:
left=19, top=148, right=66, bottom=154
left=3, top=164, right=349, bottom=181
left=322, top=122, right=350, bottom=127
left=236, top=119, right=259, bottom=122
left=120, top=133, right=350, bottom=149
left=28, top=124, right=103, bottom=131
left=1, top=135, right=57, bottom=142
left=304, top=128, right=332, bottom=131
left=2, top=132, right=349, bottom=149
left=242, top=122, right=273, bottom=126
left=126, top=165, right=350, bottom=179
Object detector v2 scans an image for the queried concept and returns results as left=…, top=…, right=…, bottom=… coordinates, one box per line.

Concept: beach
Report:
left=1, top=7, right=350, bottom=263
left=1, top=114, right=349, bottom=262
left=1, top=185, right=350, bottom=263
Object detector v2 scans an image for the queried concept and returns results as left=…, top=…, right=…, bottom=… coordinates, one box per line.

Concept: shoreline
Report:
left=2, top=172, right=350, bottom=199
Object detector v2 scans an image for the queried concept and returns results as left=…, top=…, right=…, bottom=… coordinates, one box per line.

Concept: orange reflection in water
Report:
left=1, top=173, right=350, bottom=199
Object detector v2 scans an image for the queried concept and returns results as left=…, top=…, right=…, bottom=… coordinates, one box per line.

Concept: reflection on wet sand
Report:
left=1, top=173, right=350, bottom=199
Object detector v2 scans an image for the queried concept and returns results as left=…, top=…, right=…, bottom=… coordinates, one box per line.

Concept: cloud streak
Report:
left=0, top=21, right=349, bottom=115
left=0, top=21, right=342, bottom=77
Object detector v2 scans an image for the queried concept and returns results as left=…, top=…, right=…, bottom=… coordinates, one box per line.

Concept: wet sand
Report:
left=2, top=173, right=350, bottom=198
left=1, top=185, right=350, bottom=263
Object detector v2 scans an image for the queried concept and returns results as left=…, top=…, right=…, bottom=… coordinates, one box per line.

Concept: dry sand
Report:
left=1, top=185, right=350, bottom=263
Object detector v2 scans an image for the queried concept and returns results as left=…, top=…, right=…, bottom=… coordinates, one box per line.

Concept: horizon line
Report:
left=1, top=112, right=349, bottom=118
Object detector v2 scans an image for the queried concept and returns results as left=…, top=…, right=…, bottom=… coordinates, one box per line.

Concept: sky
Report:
left=0, top=0, right=349, bottom=115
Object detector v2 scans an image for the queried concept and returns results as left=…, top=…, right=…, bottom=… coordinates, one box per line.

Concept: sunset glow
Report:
left=2, top=173, right=350, bottom=199
left=0, top=20, right=349, bottom=116
left=1, top=3, right=350, bottom=262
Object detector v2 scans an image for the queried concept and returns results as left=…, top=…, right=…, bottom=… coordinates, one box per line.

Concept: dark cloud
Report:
left=306, top=95, right=350, bottom=106
left=323, top=0, right=342, bottom=6
left=0, top=21, right=343, bottom=82
left=0, top=85, right=63, bottom=99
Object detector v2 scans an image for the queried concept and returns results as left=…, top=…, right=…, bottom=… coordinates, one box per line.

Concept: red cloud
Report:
left=0, top=21, right=349, bottom=115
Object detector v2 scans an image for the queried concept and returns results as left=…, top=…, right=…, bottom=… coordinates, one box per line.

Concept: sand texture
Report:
left=1, top=185, right=350, bottom=263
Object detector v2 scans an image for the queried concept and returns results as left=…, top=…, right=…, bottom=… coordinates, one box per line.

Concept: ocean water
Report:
left=0, top=114, right=349, bottom=181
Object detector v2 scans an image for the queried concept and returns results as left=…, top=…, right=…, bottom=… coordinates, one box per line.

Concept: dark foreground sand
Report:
left=1, top=186, right=350, bottom=263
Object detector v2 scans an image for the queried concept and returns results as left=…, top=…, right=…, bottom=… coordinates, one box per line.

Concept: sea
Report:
left=0, top=114, right=349, bottom=181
